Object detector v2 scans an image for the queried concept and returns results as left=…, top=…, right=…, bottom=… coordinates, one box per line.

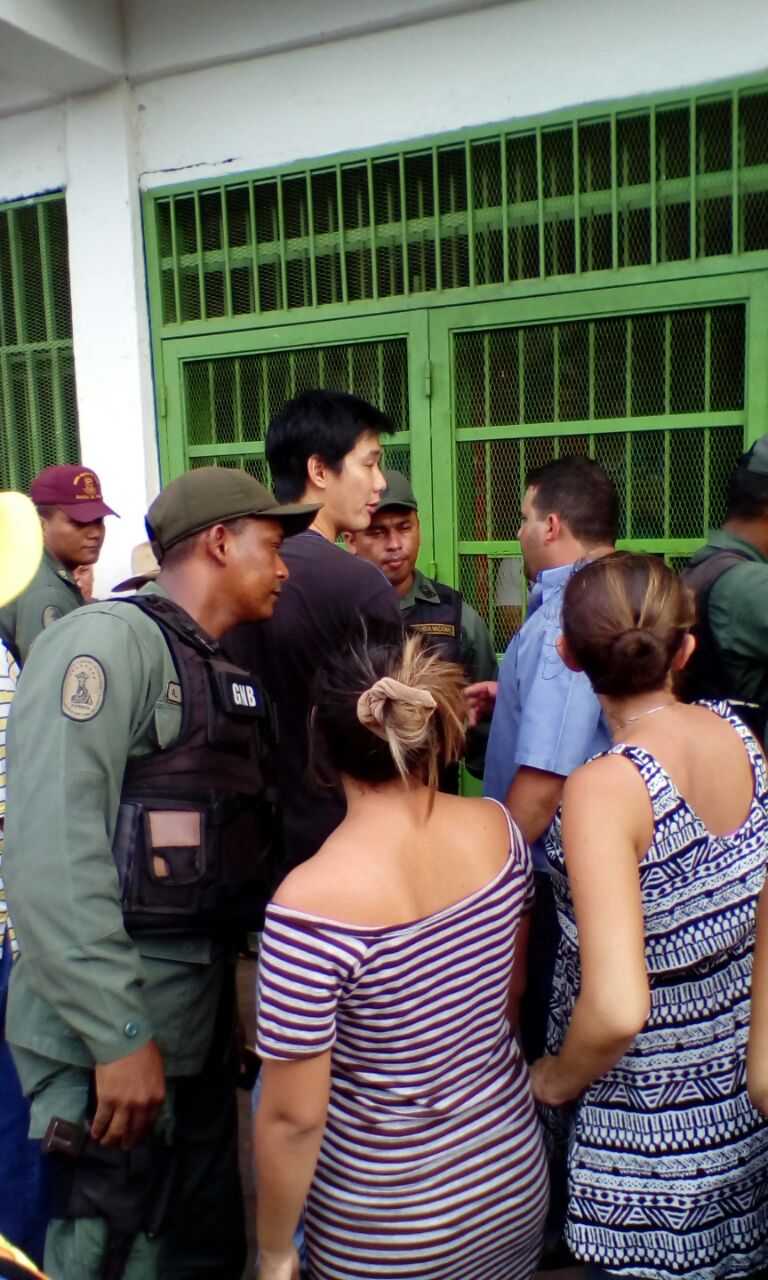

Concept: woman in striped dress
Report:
left=254, top=625, right=549, bottom=1280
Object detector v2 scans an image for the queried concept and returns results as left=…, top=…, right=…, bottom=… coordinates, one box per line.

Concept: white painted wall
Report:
left=135, top=0, right=768, bottom=187
left=0, top=0, right=767, bottom=595
left=0, top=103, right=65, bottom=202
left=64, top=85, right=159, bottom=596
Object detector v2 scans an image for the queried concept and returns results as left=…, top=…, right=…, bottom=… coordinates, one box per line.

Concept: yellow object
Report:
left=0, top=494, right=43, bottom=610
left=0, top=1233, right=49, bottom=1277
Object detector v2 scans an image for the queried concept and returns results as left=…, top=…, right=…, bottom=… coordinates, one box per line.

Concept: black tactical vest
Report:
left=403, top=579, right=463, bottom=665
left=111, top=595, right=280, bottom=936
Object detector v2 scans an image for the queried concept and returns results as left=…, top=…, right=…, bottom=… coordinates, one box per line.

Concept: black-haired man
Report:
left=683, top=434, right=768, bottom=737
left=227, top=389, right=402, bottom=871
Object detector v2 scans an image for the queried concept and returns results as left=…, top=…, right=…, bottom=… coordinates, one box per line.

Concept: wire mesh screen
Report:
left=152, top=85, right=768, bottom=324
left=183, top=338, right=410, bottom=472
left=454, top=303, right=746, bottom=652
left=455, top=305, right=745, bottom=430
left=456, top=424, right=743, bottom=544
left=0, top=194, right=79, bottom=489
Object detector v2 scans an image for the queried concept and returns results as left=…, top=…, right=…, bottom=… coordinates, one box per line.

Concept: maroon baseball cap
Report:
left=30, top=464, right=118, bottom=522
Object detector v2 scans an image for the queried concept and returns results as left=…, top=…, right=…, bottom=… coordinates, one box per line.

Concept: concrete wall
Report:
left=0, top=0, right=767, bottom=590
left=135, top=0, right=768, bottom=188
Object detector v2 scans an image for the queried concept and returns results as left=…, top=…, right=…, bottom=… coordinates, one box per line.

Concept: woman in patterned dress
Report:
left=254, top=625, right=548, bottom=1280
left=530, top=551, right=768, bottom=1280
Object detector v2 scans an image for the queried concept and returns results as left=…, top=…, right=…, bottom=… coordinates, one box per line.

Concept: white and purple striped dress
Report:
left=257, top=803, right=549, bottom=1279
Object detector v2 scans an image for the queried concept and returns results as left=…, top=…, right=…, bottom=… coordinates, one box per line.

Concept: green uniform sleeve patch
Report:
left=42, top=605, right=63, bottom=628
left=61, top=655, right=107, bottom=721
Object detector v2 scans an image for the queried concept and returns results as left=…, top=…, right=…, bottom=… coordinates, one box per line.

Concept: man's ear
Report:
left=556, top=632, right=583, bottom=672
left=544, top=512, right=561, bottom=544
left=202, top=523, right=229, bottom=564
left=342, top=532, right=356, bottom=553
left=306, top=454, right=328, bottom=491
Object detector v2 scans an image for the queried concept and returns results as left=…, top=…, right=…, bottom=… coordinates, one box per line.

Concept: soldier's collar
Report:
left=43, top=548, right=78, bottom=585
left=408, top=568, right=441, bottom=604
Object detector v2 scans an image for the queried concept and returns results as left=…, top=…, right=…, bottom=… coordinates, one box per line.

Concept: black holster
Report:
left=44, top=1124, right=177, bottom=1280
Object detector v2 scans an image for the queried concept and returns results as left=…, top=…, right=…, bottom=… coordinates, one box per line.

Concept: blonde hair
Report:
left=312, top=624, right=467, bottom=790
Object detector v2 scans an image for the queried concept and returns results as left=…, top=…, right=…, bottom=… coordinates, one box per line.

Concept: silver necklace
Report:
left=612, top=702, right=675, bottom=735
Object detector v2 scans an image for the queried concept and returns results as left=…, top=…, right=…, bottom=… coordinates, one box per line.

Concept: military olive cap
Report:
left=743, top=434, right=768, bottom=476
left=377, top=469, right=418, bottom=512
left=145, top=467, right=320, bottom=555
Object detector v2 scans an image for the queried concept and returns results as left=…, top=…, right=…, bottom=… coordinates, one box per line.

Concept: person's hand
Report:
left=257, top=1246, right=300, bottom=1280
left=529, top=1054, right=578, bottom=1108
left=464, top=680, right=498, bottom=727
left=92, top=1039, right=166, bottom=1150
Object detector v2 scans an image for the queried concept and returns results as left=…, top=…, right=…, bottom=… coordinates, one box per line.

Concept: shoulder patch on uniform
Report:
left=61, top=655, right=107, bottom=722
left=42, top=605, right=63, bottom=629
left=165, top=680, right=182, bottom=704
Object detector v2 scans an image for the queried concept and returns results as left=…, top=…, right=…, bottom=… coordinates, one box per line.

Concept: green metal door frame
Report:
left=428, top=270, right=768, bottom=588
left=159, top=309, right=437, bottom=566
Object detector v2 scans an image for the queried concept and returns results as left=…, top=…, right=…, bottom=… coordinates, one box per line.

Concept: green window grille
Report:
left=150, top=84, right=768, bottom=324
left=182, top=337, right=412, bottom=482
left=0, top=192, right=79, bottom=489
left=454, top=303, right=746, bottom=652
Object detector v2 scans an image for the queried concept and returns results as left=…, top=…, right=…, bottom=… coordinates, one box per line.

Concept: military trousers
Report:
left=12, top=977, right=246, bottom=1280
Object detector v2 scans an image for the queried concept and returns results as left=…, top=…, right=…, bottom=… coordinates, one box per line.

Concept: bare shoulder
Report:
left=270, top=837, right=350, bottom=915
left=563, top=747, right=642, bottom=793
left=563, top=752, right=652, bottom=855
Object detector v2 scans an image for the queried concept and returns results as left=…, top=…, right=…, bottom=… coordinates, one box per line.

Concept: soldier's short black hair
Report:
left=726, top=464, right=768, bottom=521
left=266, top=389, right=393, bottom=502
left=526, top=455, right=619, bottom=548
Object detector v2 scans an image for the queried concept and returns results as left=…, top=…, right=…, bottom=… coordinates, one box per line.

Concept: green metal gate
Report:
left=143, top=74, right=768, bottom=651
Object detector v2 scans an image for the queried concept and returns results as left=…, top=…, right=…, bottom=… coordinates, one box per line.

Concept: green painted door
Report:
left=429, top=274, right=766, bottom=655
left=159, top=311, right=435, bottom=562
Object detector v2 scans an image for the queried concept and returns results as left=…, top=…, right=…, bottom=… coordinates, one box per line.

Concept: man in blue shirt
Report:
left=484, top=457, right=618, bottom=1060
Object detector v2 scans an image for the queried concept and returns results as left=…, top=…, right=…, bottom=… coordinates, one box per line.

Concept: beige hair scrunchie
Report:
left=357, top=676, right=437, bottom=740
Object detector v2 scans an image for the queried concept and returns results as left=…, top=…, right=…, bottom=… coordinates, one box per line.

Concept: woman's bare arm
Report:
left=255, top=1052, right=331, bottom=1278
left=530, top=756, right=651, bottom=1105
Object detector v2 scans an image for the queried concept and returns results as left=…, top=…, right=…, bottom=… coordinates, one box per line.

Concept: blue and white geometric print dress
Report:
left=545, top=702, right=768, bottom=1280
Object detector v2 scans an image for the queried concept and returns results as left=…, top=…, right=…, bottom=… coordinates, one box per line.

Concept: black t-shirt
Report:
left=226, top=532, right=401, bottom=873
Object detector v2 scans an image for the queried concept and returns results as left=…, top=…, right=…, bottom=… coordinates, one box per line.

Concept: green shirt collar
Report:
left=704, top=529, right=768, bottom=565
left=399, top=567, right=441, bottom=610
left=43, top=548, right=79, bottom=586
left=137, top=580, right=170, bottom=599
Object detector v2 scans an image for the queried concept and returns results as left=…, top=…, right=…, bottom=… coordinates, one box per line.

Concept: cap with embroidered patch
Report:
left=30, top=465, right=118, bottom=522
left=376, top=470, right=418, bottom=512
left=145, top=467, right=320, bottom=556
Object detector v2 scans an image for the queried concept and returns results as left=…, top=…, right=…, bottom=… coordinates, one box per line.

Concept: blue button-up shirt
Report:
left=484, top=561, right=610, bottom=871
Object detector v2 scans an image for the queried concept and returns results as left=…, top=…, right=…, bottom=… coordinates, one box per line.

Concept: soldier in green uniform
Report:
left=0, top=465, right=118, bottom=665
left=3, top=468, right=318, bottom=1280
left=345, top=469, right=497, bottom=778
left=683, top=434, right=768, bottom=739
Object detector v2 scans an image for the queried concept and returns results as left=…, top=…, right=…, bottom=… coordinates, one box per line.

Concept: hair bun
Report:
left=604, top=628, right=667, bottom=691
